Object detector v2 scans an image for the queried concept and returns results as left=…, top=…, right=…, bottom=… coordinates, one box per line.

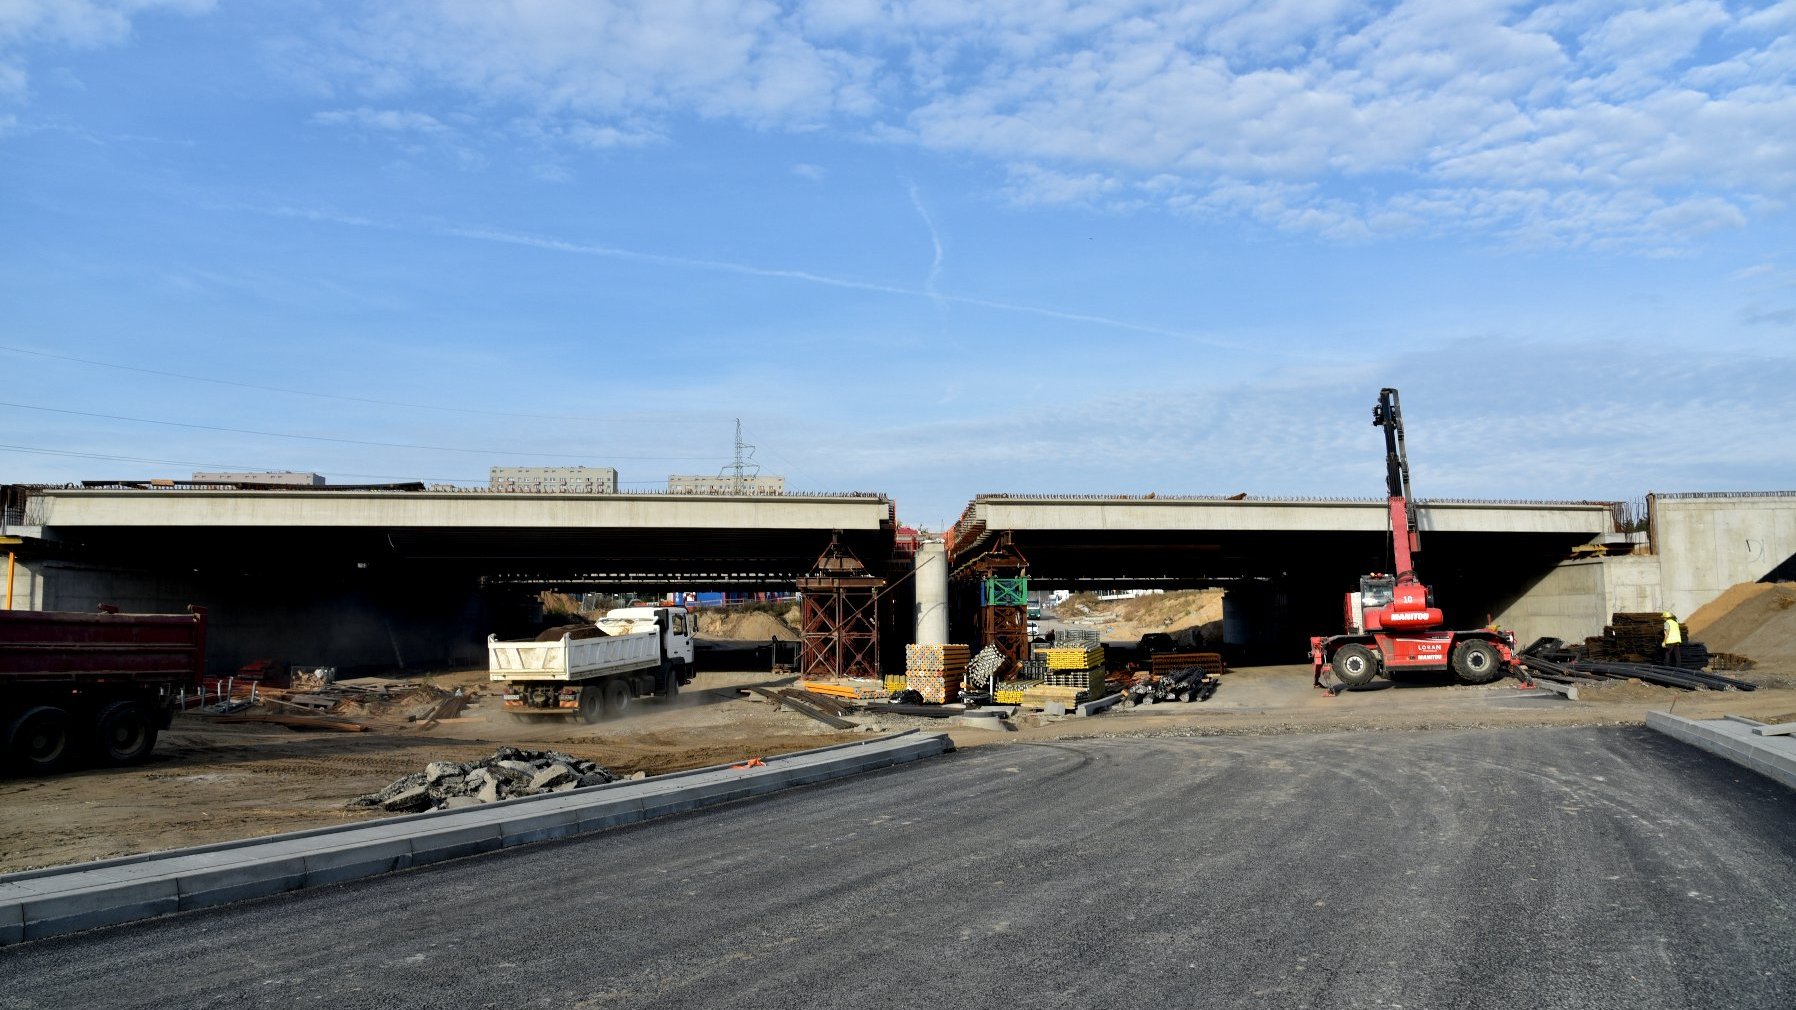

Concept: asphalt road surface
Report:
left=4, top=726, right=1794, bottom=1009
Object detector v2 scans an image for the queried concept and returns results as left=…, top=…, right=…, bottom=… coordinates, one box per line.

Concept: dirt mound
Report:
left=1685, top=581, right=1796, bottom=665
left=696, top=608, right=800, bottom=641
left=1056, top=589, right=1225, bottom=643
left=534, top=622, right=605, bottom=642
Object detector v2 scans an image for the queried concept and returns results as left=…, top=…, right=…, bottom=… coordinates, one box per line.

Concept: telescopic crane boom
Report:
left=1373, top=387, right=1419, bottom=577
left=1308, top=387, right=1517, bottom=690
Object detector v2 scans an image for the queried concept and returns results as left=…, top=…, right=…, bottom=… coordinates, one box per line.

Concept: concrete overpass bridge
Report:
left=933, top=493, right=1616, bottom=663
left=6, top=483, right=1792, bottom=679
left=3, top=485, right=907, bottom=675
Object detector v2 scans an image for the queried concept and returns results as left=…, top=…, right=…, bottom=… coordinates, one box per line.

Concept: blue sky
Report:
left=2, top=0, right=1793, bottom=529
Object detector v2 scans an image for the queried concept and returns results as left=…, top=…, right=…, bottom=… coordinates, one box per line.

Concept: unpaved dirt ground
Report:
left=6, top=661, right=1795, bottom=875
left=0, top=670, right=861, bottom=873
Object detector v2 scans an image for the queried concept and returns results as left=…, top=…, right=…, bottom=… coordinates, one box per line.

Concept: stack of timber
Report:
left=884, top=674, right=909, bottom=694
left=799, top=677, right=886, bottom=700
left=993, top=681, right=1042, bottom=705
left=906, top=643, right=970, bottom=704
left=1584, top=612, right=1685, bottom=663
left=1150, top=652, right=1227, bottom=677
left=1020, top=684, right=1085, bottom=709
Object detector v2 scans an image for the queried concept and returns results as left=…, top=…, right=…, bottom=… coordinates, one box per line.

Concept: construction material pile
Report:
left=965, top=646, right=1005, bottom=689
left=354, top=747, right=617, bottom=813
left=798, top=677, right=886, bottom=700
left=1519, top=638, right=1756, bottom=693
left=906, top=644, right=969, bottom=703
left=1583, top=612, right=1684, bottom=663
left=1127, top=666, right=1220, bottom=705
left=1150, top=652, right=1226, bottom=677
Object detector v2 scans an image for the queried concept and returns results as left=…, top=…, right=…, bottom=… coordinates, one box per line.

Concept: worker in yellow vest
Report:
left=1661, top=611, right=1683, bottom=667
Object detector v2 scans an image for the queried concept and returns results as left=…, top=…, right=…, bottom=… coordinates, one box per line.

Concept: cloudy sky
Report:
left=2, top=0, right=1793, bottom=527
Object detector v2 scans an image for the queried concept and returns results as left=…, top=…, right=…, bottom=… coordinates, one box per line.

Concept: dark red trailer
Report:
left=0, top=605, right=206, bottom=774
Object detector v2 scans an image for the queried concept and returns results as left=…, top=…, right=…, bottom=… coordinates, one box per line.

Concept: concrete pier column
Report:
left=914, top=540, right=948, bottom=645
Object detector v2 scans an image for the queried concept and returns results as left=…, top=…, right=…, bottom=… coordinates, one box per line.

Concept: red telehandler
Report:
left=1309, top=388, right=1516, bottom=690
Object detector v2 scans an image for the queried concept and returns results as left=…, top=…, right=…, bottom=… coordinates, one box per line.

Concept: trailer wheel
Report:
left=1330, top=644, right=1380, bottom=687
left=602, top=679, right=631, bottom=719
left=93, top=701, right=158, bottom=765
left=1452, top=640, right=1504, bottom=684
left=6, top=706, right=73, bottom=775
left=576, top=685, right=605, bottom=724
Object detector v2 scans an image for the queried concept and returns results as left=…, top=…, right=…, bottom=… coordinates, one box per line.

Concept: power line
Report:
left=0, top=343, right=720, bottom=425
left=0, top=400, right=718, bottom=460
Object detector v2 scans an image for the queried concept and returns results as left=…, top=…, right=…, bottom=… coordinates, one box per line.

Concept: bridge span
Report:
left=936, top=493, right=1616, bottom=663
left=3, top=485, right=907, bottom=676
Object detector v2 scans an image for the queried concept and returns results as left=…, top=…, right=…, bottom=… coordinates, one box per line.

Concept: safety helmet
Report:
left=1661, top=611, right=1672, bottom=618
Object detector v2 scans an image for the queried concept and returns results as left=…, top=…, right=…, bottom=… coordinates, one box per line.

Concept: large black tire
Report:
left=1452, top=639, right=1504, bottom=684
left=93, top=700, right=158, bottom=765
left=1330, top=644, right=1380, bottom=687
left=6, top=705, right=73, bottom=775
left=602, top=679, right=631, bottom=719
left=658, top=663, right=679, bottom=701
left=576, top=685, right=605, bottom=724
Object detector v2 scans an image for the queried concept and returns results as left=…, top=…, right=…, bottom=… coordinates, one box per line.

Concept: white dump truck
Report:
left=488, top=606, right=695, bottom=722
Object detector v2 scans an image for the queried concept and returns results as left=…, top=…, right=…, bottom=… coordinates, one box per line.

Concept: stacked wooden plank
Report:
left=1585, top=612, right=1684, bottom=662
left=799, top=677, right=886, bottom=700
left=1150, top=652, right=1227, bottom=677
left=993, top=681, right=1041, bottom=705
left=1020, top=684, right=1084, bottom=708
left=905, top=644, right=969, bottom=703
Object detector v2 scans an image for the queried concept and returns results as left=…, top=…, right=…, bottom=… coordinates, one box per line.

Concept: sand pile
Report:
left=1056, top=589, right=1225, bottom=642
left=1686, top=581, right=1796, bottom=666
left=696, top=608, right=800, bottom=641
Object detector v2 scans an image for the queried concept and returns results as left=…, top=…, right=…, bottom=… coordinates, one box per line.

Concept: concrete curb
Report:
left=1645, top=712, right=1796, bottom=792
left=0, top=730, right=951, bottom=946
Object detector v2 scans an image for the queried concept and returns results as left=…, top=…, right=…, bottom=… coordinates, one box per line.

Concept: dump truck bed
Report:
left=487, top=630, right=661, bottom=683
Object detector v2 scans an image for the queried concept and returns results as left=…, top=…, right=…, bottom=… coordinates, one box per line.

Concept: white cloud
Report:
left=0, top=0, right=211, bottom=104
left=792, top=161, right=826, bottom=180
left=311, top=107, right=447, bottom=133
left=3, top=2, right=1789, bottom=248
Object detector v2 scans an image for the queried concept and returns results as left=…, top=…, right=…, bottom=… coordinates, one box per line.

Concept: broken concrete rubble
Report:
left=354, top=747, right=618, bottom=812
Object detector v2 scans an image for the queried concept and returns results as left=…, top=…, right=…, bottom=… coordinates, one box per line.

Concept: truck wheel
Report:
left=1330, top=644, right=1380, bottom=687
left=6, top=706, right=73, bottom=775
left=577, top=685, right=605, bottom=724
left=658, top=665, right=680, bottom=701
left=1452, top=640, right=1504, bottom=684
left=602, top=679, right=631, bottom=719
left=94, top=701, right=158, bottom=765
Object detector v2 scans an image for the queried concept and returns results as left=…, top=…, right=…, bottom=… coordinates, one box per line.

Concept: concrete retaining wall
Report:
left=1653, top=494, right=1796, bottom=620
left=1491, top=555, right=1661, bottom=646
left=0, top=731, right=952, bottom=946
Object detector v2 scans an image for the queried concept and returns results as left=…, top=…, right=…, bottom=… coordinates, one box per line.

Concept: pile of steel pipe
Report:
left=1517, top=654, right=1755, bottom=692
